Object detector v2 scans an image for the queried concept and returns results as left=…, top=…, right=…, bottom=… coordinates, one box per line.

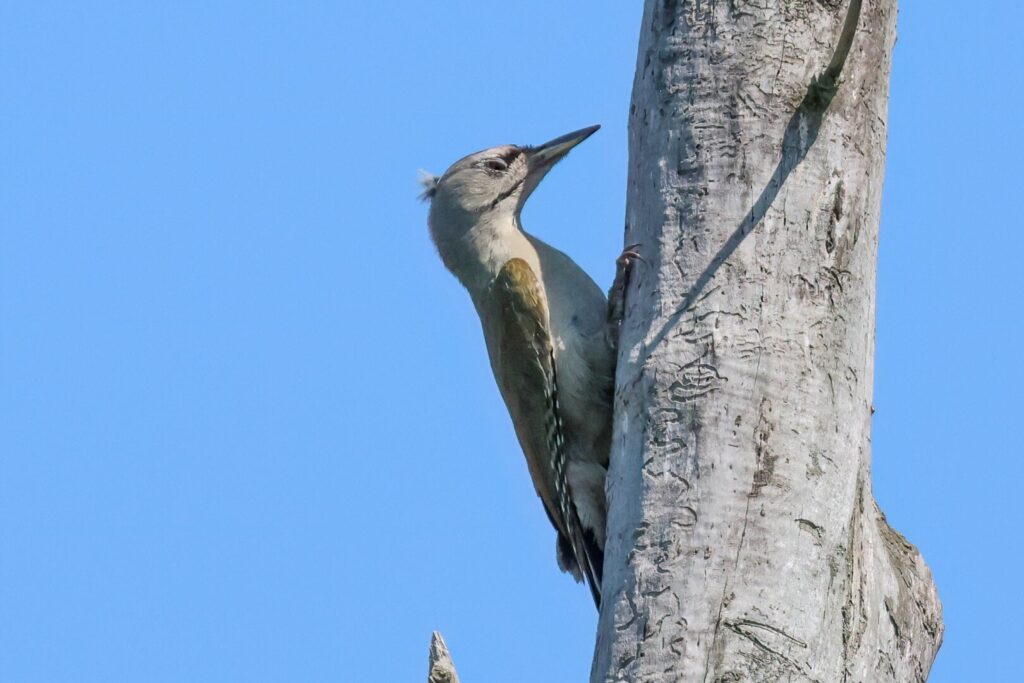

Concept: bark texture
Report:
left=594, top=1, right=942, bottom=681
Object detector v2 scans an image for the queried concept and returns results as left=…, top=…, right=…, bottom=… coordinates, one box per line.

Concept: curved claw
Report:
left=606, top=244, right=644, bottom=350
left=616, top=243, right=646, bottom=267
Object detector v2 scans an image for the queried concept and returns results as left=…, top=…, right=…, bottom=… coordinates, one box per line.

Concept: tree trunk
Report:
left=594, top=1, right=943, bottom=681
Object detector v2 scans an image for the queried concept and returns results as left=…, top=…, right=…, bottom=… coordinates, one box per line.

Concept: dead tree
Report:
left=594, top=0, right=942, bottom=680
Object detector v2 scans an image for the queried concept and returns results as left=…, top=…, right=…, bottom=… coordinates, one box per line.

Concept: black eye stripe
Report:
left=489, top=177, right=524, bottom=209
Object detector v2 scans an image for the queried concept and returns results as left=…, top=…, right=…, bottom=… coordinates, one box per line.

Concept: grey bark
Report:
left=594, top=1, right=943, bottom=682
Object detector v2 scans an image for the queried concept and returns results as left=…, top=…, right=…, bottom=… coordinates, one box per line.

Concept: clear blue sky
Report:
left=1, top=2, right=1020, bottom=681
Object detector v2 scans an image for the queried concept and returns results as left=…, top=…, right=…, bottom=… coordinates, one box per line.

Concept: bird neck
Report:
left=431, top=211, right=537, bottom=294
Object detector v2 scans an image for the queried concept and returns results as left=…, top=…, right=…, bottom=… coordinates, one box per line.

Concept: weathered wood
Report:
left=594, top=1, right=943, bottom=681
left=427, top=632, right=460, bottom=683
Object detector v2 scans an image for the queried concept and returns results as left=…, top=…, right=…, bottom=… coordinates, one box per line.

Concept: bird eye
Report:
left=484, top=159, right=508, bottom=172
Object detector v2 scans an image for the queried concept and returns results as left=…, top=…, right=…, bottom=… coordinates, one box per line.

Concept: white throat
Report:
left=430, top=211, right=536, bottom=294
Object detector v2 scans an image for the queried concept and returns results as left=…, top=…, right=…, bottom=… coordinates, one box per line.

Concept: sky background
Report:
left=2, top=2, right=1021, bottom=681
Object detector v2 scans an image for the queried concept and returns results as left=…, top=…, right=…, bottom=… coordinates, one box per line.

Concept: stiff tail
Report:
left=545, top=351, right=603, bottom=609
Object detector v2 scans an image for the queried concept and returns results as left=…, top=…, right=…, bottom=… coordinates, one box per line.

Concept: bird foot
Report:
left=606, top=244, right=643, bottom=350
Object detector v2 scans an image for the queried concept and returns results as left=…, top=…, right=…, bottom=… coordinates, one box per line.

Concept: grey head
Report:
left=421, top=125, right=600, bottom=231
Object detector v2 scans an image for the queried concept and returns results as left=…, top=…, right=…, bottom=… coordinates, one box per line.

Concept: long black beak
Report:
left=528, top=124, right=601, bottom=168
left=518, top=125, right=600, bottom=207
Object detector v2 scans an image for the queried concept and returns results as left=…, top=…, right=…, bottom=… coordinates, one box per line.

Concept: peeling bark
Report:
left=594, top=1, right=942, bottom=681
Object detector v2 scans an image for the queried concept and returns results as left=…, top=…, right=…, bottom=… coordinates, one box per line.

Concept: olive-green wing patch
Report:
left=487, top=257, right=601, bottom=607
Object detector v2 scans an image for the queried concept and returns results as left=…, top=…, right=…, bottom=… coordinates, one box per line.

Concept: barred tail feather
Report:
left=545, top=351, right=603, bottom=609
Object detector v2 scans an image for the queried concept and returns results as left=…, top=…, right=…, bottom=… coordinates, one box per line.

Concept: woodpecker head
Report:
left=421, top=125, right=600, bottom=225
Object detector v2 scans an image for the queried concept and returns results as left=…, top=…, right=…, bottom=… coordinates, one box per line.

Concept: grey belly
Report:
left=553, top=325, right=613, bottom=466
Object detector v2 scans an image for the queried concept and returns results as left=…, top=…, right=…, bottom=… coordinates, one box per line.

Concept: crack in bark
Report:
left=796, top=517, right=825, bottom=544
left=749, top=397, right=776, bottom=497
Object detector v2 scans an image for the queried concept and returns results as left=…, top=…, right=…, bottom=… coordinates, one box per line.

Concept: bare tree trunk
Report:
left=594, top=1, right=943, bottom=681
